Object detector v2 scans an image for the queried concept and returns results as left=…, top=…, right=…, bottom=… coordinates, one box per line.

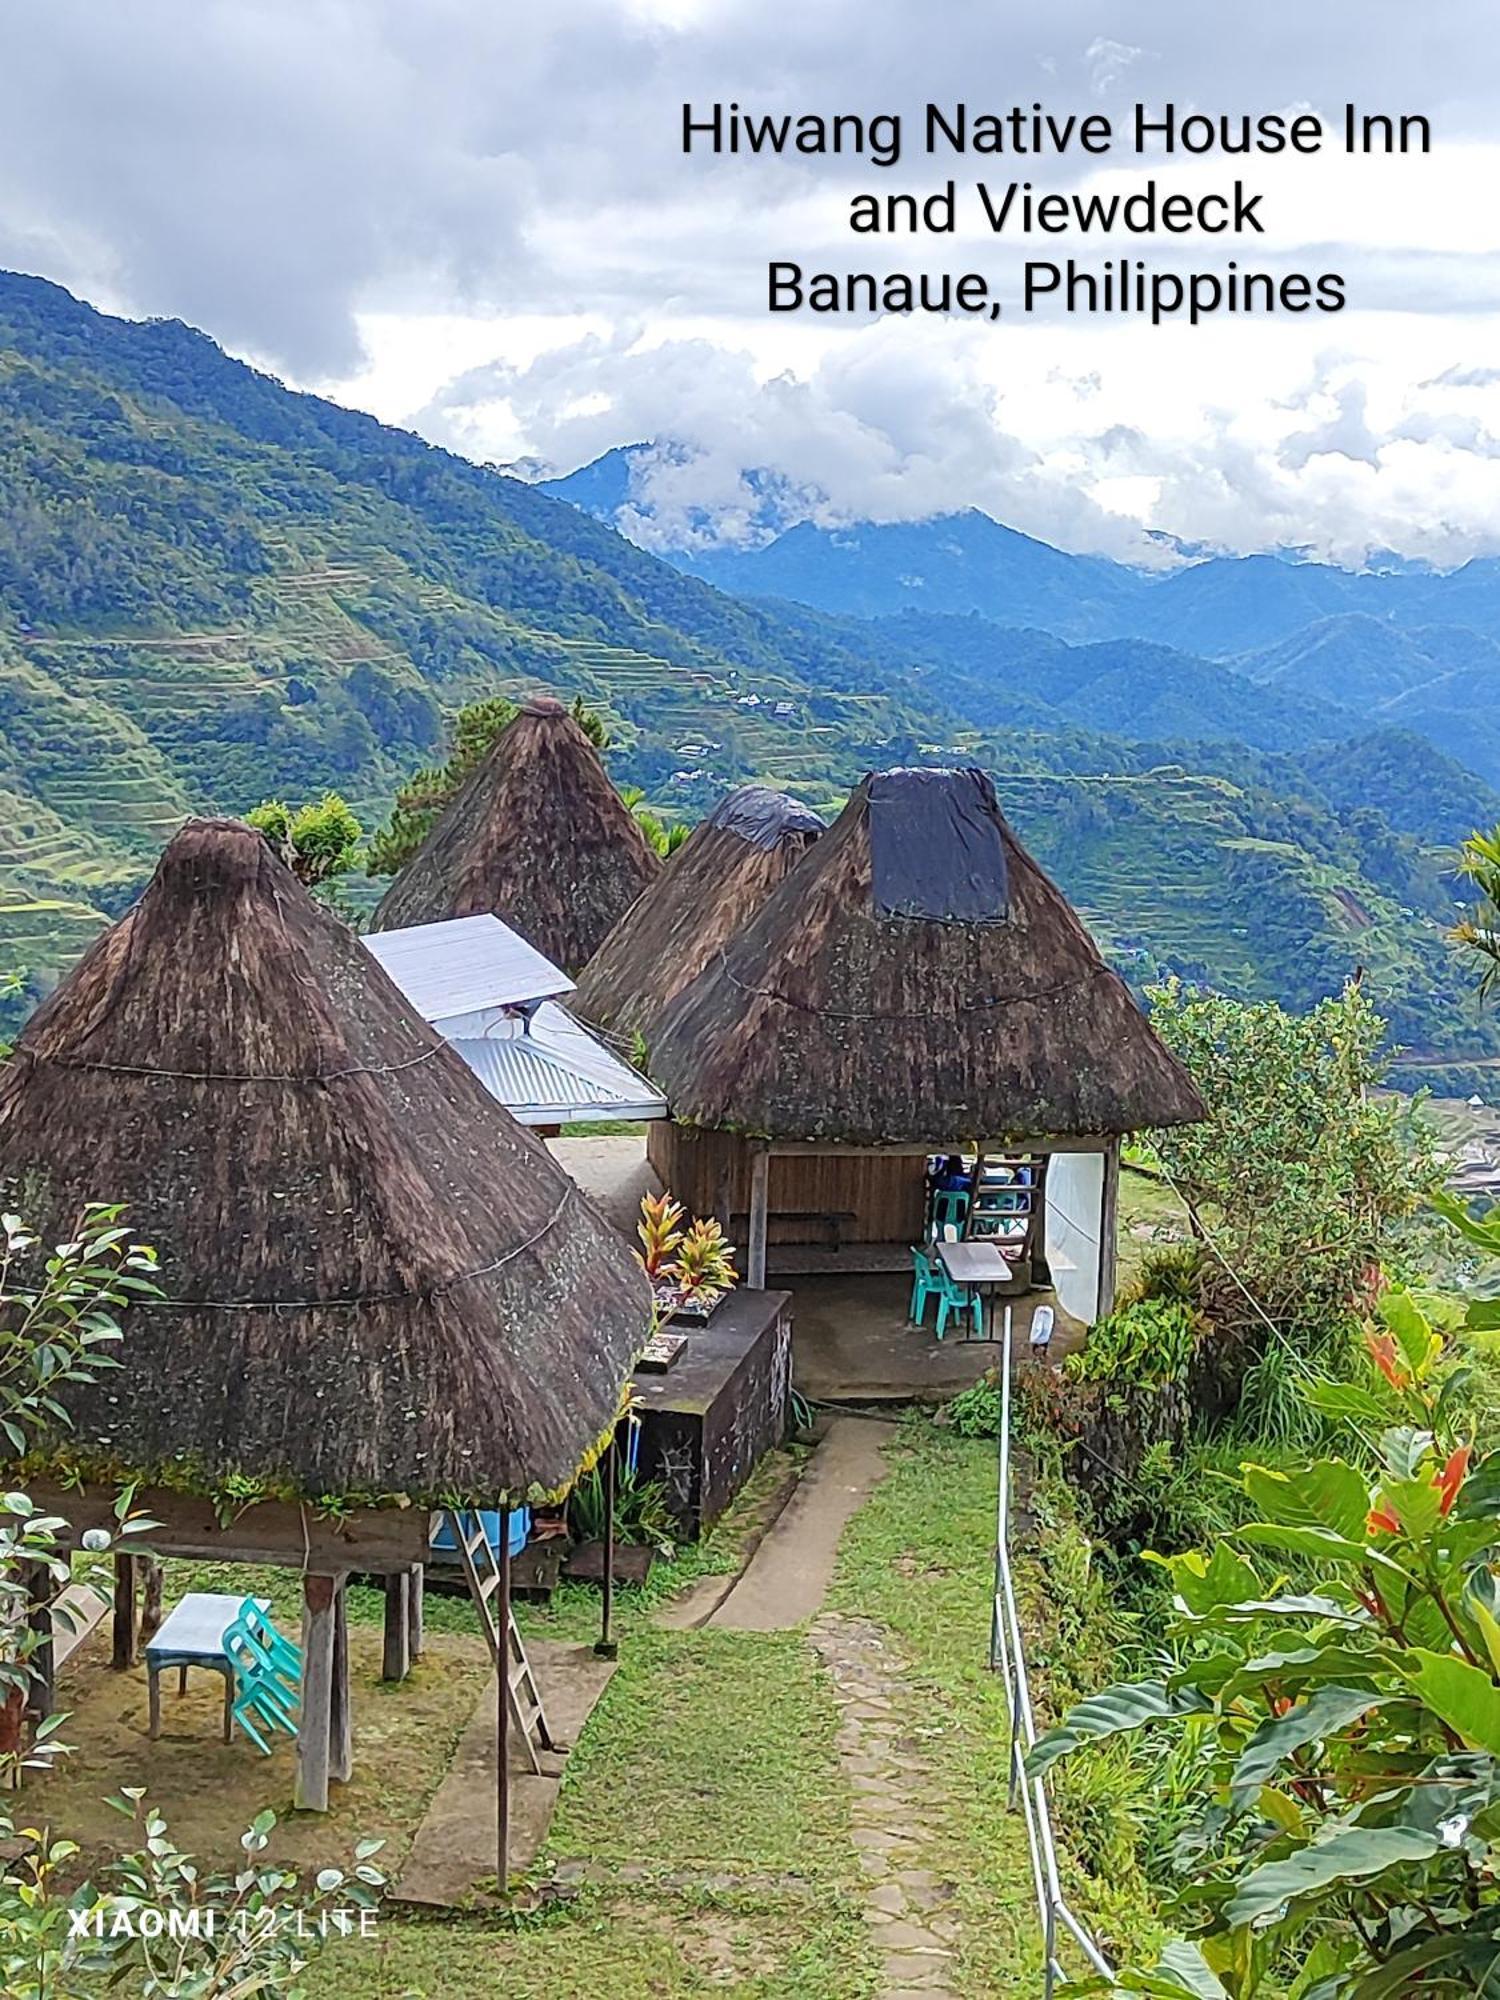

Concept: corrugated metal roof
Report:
left=362, top=914, right=571, bottom=1027
left=451, top=1017, right=666, bottom=1126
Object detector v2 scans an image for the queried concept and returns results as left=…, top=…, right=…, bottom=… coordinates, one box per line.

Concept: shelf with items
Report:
left=963, top=1149, right=1047, bottom=1277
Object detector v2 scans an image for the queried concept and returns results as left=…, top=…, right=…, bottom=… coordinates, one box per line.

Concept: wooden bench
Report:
left=732, top=1208, right=858, bottom=1251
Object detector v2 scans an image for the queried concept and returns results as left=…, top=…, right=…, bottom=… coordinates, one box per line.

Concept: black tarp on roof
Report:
left=868, top=768, right=1009, bottom=922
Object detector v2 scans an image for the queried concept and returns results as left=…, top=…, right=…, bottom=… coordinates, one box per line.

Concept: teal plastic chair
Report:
left=909, top=1246, right=943, bottom=1326
left=934, top=1267, right=984, bottom=1342
left=224, top=1608, right=301, bottom=1755
left=931, top=1188, right=970, bottom=1233
left=240, top=1597, right=303, bottom=1682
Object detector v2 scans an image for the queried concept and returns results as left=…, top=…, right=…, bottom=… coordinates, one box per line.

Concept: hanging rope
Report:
left=136, top=1185, right=576, bottom=1313
left=16, top=1043, right=445, bottom=1085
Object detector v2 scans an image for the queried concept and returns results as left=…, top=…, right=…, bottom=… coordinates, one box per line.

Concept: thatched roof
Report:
left=649, top=767, right=1204, bottom=1146
left=572, top=785, right=824, bottom=1043
left=372, top=698, right=661, bottom=975
left=0, top=819, right=652, bottom=1505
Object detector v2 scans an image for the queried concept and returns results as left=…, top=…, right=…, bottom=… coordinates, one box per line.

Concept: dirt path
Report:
left=697, top=1418, right=964, bottom=1995
left=708, top=1417, right=893, bottom=1631
left=814, top=1615, right=962, bottom=1998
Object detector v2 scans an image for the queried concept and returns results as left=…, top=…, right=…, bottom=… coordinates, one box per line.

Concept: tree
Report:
left=1453, top=823, right=1500, bottom=997
left=1032, top=1291, right=1500, bottom=1998
left=1144, top=979, right=1437, bottom=1377
left=617, top=787, right=688, bottom=860
left=245, top=793, right=362, bottom=890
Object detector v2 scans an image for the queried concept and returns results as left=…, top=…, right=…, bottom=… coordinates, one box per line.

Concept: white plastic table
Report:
left=146, top=1592, right=267, bottom=1743
left=934, top=1239, right=1014, bottom=1343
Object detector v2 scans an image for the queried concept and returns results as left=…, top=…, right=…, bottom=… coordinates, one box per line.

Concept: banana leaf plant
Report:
left=1030, top=1287, right=1500, bottom=1997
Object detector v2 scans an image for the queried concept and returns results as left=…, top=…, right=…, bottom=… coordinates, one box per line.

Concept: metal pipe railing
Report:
left=991, top=1302, right=1116, bottom=1996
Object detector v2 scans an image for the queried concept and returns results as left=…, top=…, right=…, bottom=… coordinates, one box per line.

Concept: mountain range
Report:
left=0, top=271, right=1494, bottom=1083
left=544, top=446, right=1500, bottom=781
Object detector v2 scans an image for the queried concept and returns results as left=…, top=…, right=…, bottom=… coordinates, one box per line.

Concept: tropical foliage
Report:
left=1453, top=822, right=1500, bottom=997
left=1033, top=1289, right=1500, bottom=1996
left=246, top=792, right=362, bottom=890
left=634, top=1191, right=738, bottom=1310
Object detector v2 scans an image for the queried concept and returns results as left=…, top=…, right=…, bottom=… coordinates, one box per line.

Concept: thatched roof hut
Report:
left=650, top=767, right=1204, bottom=1147
left=0, top=819, right=652, bottom=1505
left=572, top=785, right=824, bottom=1042
left=371, top=697, right=661, bottom=975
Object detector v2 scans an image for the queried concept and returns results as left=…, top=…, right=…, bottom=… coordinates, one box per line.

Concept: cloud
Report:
left=1085, top=38, right=1144, bottom=96
left=1, top=0, right=1498, bottom=564
left=411, top=316, right=1500, bottom=566
left=1423, top=363, right=1500, bottom=388
left=2, top=0, right=1499, bottom=375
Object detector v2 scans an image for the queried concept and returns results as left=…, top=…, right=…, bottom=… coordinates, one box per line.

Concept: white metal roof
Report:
left=451, top=1008, right=666, bottom=1127
left=361, top=916, right=659, bottom=1125
left=362, top=914, right=571, bottom=1037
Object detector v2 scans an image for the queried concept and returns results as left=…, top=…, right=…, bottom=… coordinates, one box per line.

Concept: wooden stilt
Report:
left=140, top=1557, right=164, bottom=1642
left=295, top=1573, right=336, bottom=1812
left=330, top=1580, right=352, bottom=1784
left=111, top=1553, right=139, bottom=1669
left=408, top=1564, right=424, bottom=1661
left=747, top=1145, right=770, bottom=1289
left=381, top=1571, right=410, bottom=1682
left=595, top=1441, right=618, bottom=1660
left=497, top=1507, right=512, bottom=1898
left=24, top=1563, right=53, bottom=1727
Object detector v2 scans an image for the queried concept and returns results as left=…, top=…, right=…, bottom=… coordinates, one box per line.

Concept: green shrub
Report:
left=943, top=1372, right=1002, bottom=1438
left=1066, top=1296, right=1199, bottom=1391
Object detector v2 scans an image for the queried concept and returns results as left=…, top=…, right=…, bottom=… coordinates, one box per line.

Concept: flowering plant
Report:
left=1031, top=1287, right=1500, bottom=1997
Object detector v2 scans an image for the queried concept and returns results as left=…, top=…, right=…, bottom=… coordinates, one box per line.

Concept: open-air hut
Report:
left=371, top=696, right=661, bottom=976
left=572, top=784, right=824, bottom=1043
left=0, top=818, right=651, bottom=1857
left=647, top=766, right=1203, bottom=1321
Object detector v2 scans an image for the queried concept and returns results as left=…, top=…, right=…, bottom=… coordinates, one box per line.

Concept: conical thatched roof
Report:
left=649, top=767, right=1204, bottom=1146
left=371, top=697, right=660, bottom=975
left=0, top=819, right=652, bottom=1504
left=573, top=785, right=824, bottom=1043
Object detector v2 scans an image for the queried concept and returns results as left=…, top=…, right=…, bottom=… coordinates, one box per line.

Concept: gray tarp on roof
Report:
left=707, top=785, right=826, bottom=850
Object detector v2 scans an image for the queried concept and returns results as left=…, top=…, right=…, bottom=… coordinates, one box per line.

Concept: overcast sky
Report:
left=2, top=0, right=1498, bottom=564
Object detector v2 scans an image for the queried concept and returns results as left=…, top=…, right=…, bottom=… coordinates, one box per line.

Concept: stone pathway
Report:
left=811, top=1613, right=961, bottom=1999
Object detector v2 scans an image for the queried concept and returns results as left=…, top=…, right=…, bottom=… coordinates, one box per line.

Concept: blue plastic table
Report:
left=146, top=1592, right=268, bottom=1743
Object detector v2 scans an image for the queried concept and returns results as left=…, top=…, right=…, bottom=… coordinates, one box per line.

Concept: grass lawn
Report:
left=38, top=1431, right=1080, bottom=1995
left=1116, top=1161, right=1191, bottom=1290
left=828, top=1419, right=1039, bottom=1998
left=306, top=1620, right=875, bottom=1999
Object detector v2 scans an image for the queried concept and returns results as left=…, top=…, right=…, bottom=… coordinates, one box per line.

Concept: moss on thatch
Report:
left=572, top=785, right=823, bottom=1042
left=370, top=698, right=660, bottom=976
left=649, top=767, right=1204, bottom=1146
left=0, top=819, right=652, bottom=1505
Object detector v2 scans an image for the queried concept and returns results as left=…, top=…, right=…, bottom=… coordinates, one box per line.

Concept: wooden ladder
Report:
left=442, top=1509, right=554, bottom=1775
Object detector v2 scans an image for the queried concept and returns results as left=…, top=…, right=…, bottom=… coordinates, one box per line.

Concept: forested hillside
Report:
left=0, top=271, right=1492, bottom=1077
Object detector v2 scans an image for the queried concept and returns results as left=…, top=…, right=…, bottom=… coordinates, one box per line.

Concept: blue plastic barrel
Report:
left=429, top=1507, right=531, bottom=1558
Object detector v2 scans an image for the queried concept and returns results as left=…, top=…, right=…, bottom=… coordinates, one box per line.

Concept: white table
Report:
left=934, top=1239, right=1014, bottom=1344
left=146, top=1592, right=268, bottom=1743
